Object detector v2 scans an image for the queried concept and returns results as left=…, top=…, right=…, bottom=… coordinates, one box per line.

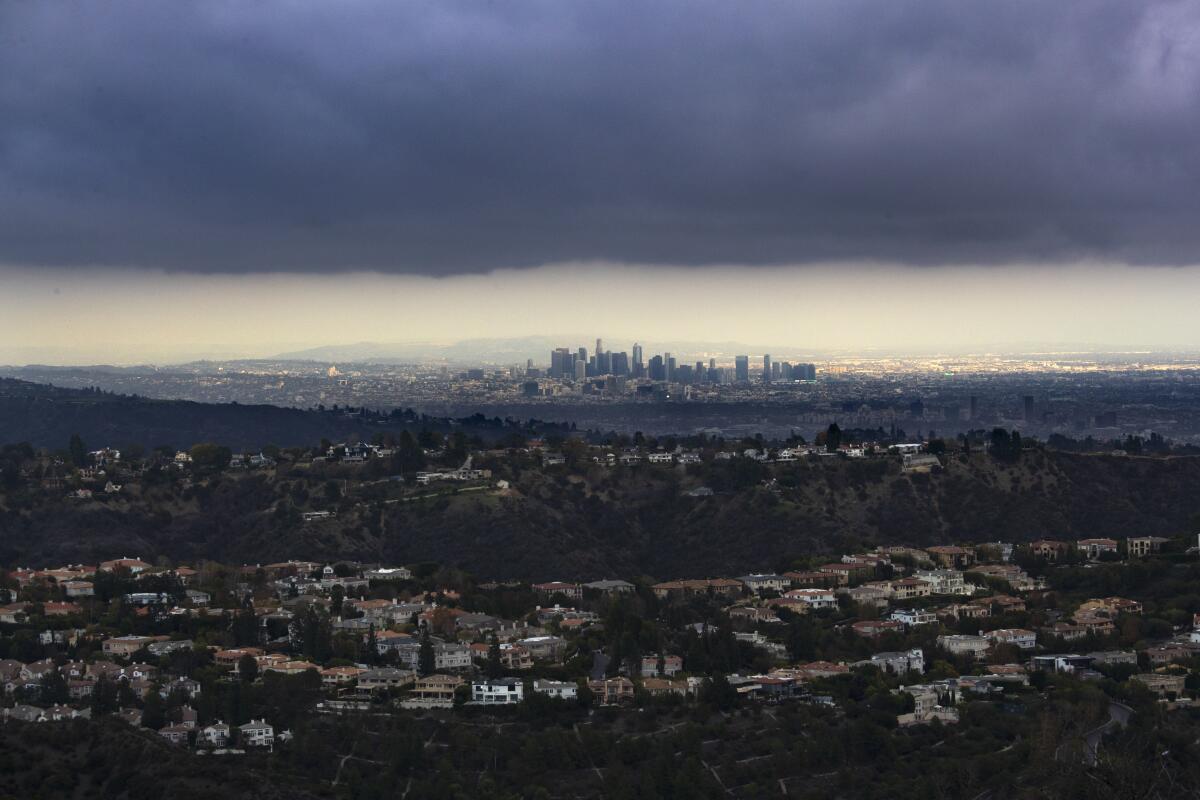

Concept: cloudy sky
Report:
left=2, top=1, right=1199, bottom=362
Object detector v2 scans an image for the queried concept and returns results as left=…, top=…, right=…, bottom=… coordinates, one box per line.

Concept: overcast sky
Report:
left=2, top=1, right=1199, bottom=361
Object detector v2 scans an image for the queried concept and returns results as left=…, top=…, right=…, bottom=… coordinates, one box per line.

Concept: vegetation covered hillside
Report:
left=2, top=439, right=1198, bottom=578
left=0, top=378, right=547, bottom=451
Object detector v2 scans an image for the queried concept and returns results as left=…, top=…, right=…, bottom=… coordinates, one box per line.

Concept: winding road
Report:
left=1083, top=701, right=1133, bottom=766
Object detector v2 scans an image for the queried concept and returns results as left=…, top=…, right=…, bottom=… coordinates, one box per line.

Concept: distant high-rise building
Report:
left=648, top=355, right=665, bottom=381
left=578, top=347, right=587, bottom=366
left=595, top=338, right=603, bottom=356
left=551, top=348, right=571, bottom=378
left=632, top=342, right=644, bottom=372
left=763, top=354, right=772, bottom=383
left=664, top=352, right=673, bottom=381
left=709, top=358, right=716, bottom=371
left=575, top=360, right=587, bottom=381
left=611, top=351, right=629, bottom=376
left=694, top=360, right=705, bottom=382
left=735, top=355, right=749, bottom=382
left=1023, top=395, right=1035, bottom=422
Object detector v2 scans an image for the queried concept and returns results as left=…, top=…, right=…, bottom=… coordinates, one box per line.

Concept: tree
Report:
left=365, top=625, right=378, bottom=665
left=91, top=676, right=119, bottom=716
left=39, top=669, right=69, bottom=705
left=825, top=423, right=842, bottom=453
left=141, top=687, right=166, bottom=730
left=238, top=653, right=259, bottom=683
left=485, top=634, right=503, bottom=678
left=699, top=672, right=739, bottom=712
left=418, top=627, right=435, bottom=676
left=393, top=431, right=426, bottom=475
left=68, top=433, right=87, bottom=467
left=189, top=443, right=232, bottom=471
left=329, top=584, right=345, bottom=618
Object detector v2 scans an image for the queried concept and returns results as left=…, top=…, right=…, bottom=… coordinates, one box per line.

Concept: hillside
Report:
left=2, top=446, right=1198, bottom=579
left=0, top=719, right=323, bottom=800
left=0, top=378, right=531, bottom=451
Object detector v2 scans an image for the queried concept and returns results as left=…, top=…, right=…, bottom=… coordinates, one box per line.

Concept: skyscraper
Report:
left=551, top=348, right=571, bottom=378
left=664, top=352, right=674, bottom=381
left=575, top=360, right=587, bottom=381
left=763, top=354, right=772, bottom=383
left=648, top=355, right=665, bottom=381
left=632, top=342, right=644, bottom=373
left=735, top=355, right=749, bottom=382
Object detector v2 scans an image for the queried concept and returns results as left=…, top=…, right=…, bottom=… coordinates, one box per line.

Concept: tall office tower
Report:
left=578, top=347, right=587, bottom=365
left=550, top=348, right=568, bottom=378
left=969, top=395, right=978, bottom=420
left=709, top=357, right=716, bottom=371
left=695, top=360, right=705, bottom=382
left=526, top=358, right=534, bottom=371
left=632, top=342, right=643, bottom=371
left=667, top=355, right=677, bottom=381
left=597, top=350, right=611, bottom=375
left=1023, top=395, right=1035, bottom=422
left=587, top=356, right=597, bottom=377
left=575, top=360, right=587, bottom=381
left=611, top=351, right=629, bottom=376
left=648, top=355, right=665, bottom=381
left=735, top=355, right=749, bottom=382
left=763, top=354, right=772, bottom=383
left=595, top=338, right=603, bottom=356
left=676, top=364, right=694, bottom=384
left=772, top=362, right=783, bottom=380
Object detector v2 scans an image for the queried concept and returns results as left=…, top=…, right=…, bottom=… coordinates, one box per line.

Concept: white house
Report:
left=531, top=679, right=578, bottom=701
left=890, top=608, right=938, bottom=627
left=984, top=628, right=1037, bottom=650
left=472, top=678, right=524, bottom=704
left=201, top=721, right=231, bottom=747
left=784, top=588, right=838, bottom=610
left=913, top=570, right=968, bottom=596
left=739, top=574, right=791, bottom=594
left=239, top=719, right=274, bottom=747
left=936, top=634, right=990, bottom=658
left=860, top=649, right=925, bottom=675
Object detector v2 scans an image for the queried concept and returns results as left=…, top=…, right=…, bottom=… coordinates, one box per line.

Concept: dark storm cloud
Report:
left=2, top=0, right=1199, bottom=274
